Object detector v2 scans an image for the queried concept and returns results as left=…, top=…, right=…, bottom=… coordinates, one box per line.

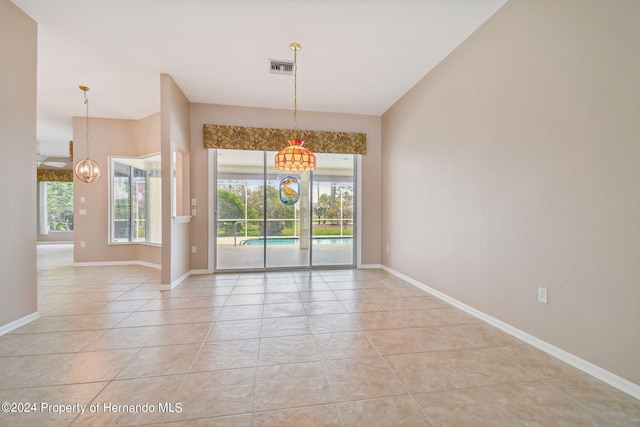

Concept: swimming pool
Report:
left=240, top=237, right=352, bottom=246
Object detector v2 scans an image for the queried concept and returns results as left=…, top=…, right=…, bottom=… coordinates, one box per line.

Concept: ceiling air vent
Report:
left=269, top=59, right=294, bottom=75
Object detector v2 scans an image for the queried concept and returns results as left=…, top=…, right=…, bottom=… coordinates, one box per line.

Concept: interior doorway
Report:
left=37, top=243, right=73, bottom=271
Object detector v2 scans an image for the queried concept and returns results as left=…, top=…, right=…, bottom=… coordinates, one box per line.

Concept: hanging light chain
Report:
left=80, top=86, right=91, bottom=158
left=85, top=90, right=89, bottom=157
left=293, top=45, right=298, bottom=133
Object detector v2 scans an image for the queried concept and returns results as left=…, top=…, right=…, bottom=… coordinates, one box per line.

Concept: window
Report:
left=110, top=155, right=161, bottom=244
left=38, top=181, right=74, bottom=233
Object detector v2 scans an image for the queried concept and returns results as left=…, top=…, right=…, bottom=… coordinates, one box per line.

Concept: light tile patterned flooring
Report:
left=1, top=250, right=639, bottom=425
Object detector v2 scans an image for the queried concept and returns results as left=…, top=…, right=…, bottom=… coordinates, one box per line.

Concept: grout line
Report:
left=17, top=258, right=640, bottom=424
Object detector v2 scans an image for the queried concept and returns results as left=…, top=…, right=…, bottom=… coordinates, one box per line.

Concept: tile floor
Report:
left=1, top=248, right=639, bottom=426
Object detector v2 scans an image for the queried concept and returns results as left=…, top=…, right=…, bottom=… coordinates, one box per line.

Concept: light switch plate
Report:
left=537, top=287, right=548, bottom=304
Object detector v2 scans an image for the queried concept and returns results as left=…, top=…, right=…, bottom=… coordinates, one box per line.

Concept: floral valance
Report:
left=203, top=124, right=366, bottom=155
left=37, top=169, right=73, bottom=182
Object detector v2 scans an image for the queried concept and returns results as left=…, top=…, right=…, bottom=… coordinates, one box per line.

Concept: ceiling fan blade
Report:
left=42, top=161, right=67, bottom=168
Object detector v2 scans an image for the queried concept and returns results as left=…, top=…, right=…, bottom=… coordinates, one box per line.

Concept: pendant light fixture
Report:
left=73, top=85, right=100, bottom=183
left=274, top=43, right=316, bottom=172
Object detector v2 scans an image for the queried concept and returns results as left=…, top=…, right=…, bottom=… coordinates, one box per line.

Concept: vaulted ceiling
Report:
left=11, top=0, right=506, bottom=157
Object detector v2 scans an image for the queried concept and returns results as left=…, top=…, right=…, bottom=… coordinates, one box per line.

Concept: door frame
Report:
left=210, top=149, right=358, bottom=273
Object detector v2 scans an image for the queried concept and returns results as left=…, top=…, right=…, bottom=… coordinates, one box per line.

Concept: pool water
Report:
left=240, top=237, right=352, bottom=246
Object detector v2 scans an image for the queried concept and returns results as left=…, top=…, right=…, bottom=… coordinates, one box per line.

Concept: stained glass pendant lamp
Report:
left=274, top=43, right=316, bottom=172
left=73, top=86, right=101, bottom=183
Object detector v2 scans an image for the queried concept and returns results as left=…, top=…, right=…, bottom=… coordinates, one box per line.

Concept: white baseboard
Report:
left=73, top=261, right=161, bottom=269
left=381, top=265, right=640, bottom=400
left=358, top=263, right=383, bottom=269
left=161, top=270, right=191, bottom=290
left=0, top=312, right=40, bottom=336
left=190, top=269, right=214, bottom=275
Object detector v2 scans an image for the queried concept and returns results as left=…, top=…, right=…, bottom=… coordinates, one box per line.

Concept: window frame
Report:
left=108, top=154, right=161, bottom=246
left=37, top=180, right=75, bottom=234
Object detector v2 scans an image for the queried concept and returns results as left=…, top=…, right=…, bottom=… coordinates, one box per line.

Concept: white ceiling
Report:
left=11, top=0, right=506, bottom=158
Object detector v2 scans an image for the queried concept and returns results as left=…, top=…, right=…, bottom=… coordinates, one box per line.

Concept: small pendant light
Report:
left=73, top=85, right=100, bottom=183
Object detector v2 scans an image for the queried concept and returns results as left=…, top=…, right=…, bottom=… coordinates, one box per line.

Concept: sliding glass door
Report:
left=311, top=155, right=354, bottom=266
left=215, top=150, right=264, bottom=270
left=265, top=150, right=311, bottom=268
left=215, top=149, right=355, bottom=271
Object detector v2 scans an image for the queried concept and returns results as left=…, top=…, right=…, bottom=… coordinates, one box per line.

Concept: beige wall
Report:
left=0, top=0, right=38, bottom=327
left=73, top=113, right=161, bottom=266
left=382, top=0, right=640, bottom=385
left=188, top=104, right=382, bottom=270
left=160, top=74, right=191, bottom=285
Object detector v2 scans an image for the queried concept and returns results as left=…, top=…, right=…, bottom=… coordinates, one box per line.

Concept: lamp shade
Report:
left=274, top=139, right=316, bottom=172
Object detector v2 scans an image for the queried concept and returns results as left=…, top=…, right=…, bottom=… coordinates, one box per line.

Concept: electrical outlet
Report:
left=191, top=246, right=197, bottom=253
left=191, top=208, right=196, bottom=216
left=80, top=241, right=86, bottom=248
left=537, top=287, right=548, bottom=304
left=192, top=198, right=197, bottom=206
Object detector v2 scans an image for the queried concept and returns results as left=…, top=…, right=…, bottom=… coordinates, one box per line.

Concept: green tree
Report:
left=337, top=184, right=353, bottom=219
left=113, top=175, right=131, bottom=240
left=246, top=185, right=294, bottom=236
left=325, top=208, right=339, bottom=225
left=217, top=188, right=257, bottom=236
left=330, top=183, right=337, bottom=209
left=46, top=182, right=74, bottom=231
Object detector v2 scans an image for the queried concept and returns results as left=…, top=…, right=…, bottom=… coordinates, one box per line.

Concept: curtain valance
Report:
left=203, top=124, right=366, bottom=155
left=37, top=169, right=73, bottom=182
